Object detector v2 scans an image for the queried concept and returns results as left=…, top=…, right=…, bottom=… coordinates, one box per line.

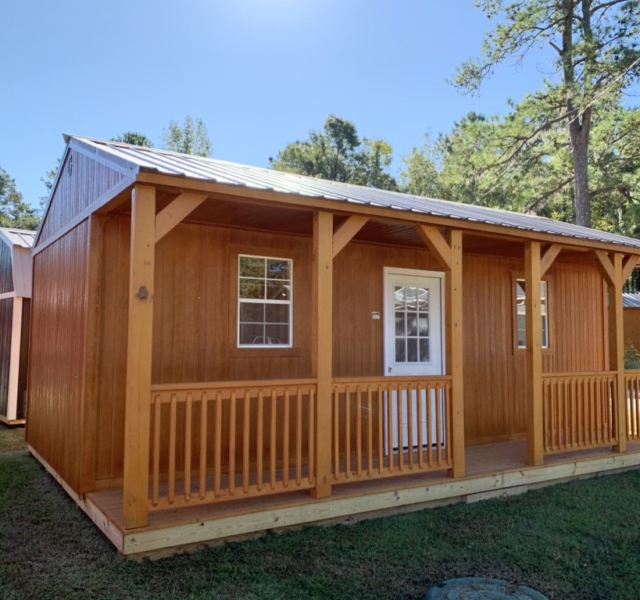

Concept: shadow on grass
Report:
left=2, top=430, right=640, bottom=599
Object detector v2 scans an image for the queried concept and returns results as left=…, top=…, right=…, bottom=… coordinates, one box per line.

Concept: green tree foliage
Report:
left=111, top=131, right=154, bottom=147
left=269, top=115, right=398, bottom=190
left=0, top=168, right=40, bottom=230
left=454, top=0, right=640, bottom=227
left=163, top=116, right=212, bottom=157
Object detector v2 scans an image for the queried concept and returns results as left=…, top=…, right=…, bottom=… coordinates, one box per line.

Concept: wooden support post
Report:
left=311, top=211, right=333, bottom=499
left=6, top=296, right=22, bottom=422
left=123, top=185, right=156, bottom=529
left=447, top=230, right=465, bottom=478
left=610, top=253, right=627, bottom=453
left=525, top=241, right=544, bottom=466
left=80, top=214, right=105, bottom=494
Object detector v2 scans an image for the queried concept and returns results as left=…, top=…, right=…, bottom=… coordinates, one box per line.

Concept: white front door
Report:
left=384, top=268, right=445, bottom=451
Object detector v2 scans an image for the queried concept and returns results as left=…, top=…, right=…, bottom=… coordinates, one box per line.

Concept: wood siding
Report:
left=38, top=150, right=125, bottom=245
left=17, top=298, right=30, bottom=420
left=26, top=223, right=89, bottom=493
left=0, top=242, right=13, bottom=294
left=92, top=218, right=607, bottom=483
left=0, top=298, right=13, bottom=416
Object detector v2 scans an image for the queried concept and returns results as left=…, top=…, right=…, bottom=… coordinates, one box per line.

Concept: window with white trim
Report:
left=516, top=279, right=549, bottom=349
left=238, top=255, right=292, bottom=347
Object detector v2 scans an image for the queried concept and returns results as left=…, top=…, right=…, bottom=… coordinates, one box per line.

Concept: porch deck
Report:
left=80, top=439, right=640, bottom=558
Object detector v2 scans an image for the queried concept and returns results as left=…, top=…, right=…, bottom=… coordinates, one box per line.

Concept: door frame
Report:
left=383, top=267, right=445, bottom=377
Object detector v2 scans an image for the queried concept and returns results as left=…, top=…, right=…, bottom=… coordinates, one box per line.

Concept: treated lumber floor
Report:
left=86, top=440, right=640, bottom=540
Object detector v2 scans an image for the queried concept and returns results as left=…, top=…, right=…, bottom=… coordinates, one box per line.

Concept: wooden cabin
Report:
left=623, top=292, right=640, bottom=355
left=0, top=227, right=34, bottom=426
left=26, top=135, right=640, bottom=557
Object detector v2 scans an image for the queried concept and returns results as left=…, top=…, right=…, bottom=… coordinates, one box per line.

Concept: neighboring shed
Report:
left=25, top=135, right=640, bottom=557
left=623, top=292, right=640, bottom=353
left=0, top=227, right=35, bottom=425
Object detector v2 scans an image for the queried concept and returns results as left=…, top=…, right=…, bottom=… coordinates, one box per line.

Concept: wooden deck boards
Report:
left=83, top=440, right=640, bottom=558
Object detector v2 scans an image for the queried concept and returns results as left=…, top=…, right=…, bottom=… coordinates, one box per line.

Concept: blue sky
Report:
left=1, top=0, right=554, bottom=208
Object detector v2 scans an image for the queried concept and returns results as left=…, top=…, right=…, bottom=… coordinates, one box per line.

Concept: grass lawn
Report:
left=2, top=427, right=640, bottom=599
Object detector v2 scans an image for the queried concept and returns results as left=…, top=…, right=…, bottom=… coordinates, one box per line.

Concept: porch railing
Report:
left=149, top=379, right=316, bottom=510
left=542, top=372, right=617, bottom=453
left=625, top=371, right=640, bottom=441
left=331, top=376, right=452, bottom=483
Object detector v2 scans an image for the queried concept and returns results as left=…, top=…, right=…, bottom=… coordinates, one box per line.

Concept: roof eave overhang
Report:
left=134, top=169, right=640, bottom=256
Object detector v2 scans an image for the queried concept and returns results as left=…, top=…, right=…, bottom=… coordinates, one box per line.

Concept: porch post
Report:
left=610, top=253, right=627, bottom=453
left=123, top=184, right=156, bottom=528
left=311, top=211, right=333, bottom=498
left=525, top=241, right=544, bottom=466
left=447, top=230, right=465, bottom=478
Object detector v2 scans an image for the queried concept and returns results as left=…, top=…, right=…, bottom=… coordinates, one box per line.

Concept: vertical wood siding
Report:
left=0, top=298, right=13, bottom=416
left=26, top=223, right=89, bottom=493
left=0, top=243, right=13, bottom=294
left=93, top=218, right=607, bottom=482
left=38, top=150, right=124, bottom=244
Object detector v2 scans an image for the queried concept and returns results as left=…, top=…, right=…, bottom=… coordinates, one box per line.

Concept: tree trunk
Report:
left=569, top=122, right=591, bottom=228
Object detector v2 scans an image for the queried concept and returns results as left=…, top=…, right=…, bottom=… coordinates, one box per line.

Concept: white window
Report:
left=516, top=279, right=549, bottom=349
left=238, top=255, right=292, bottom=347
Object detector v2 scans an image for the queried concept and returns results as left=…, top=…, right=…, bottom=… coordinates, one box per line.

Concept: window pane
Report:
left=239, top=302, right=264, bottom=323
left=417, top=288, right=429, bottom=310
left=394, top=286, right=405, bottom=310
left=395, top=339, right=406, bottom=362
left=517, top=315, right=526, bottom=348
left=419, top=338, right=430, bottom=362
left=541, top=316, right=548, bottom=347
left=265, top=324, right=289, bottom=345
left=395, top=312, right=405, bottom=336
left=239, top=324, right=263, bottom=345
left=266, top=280, right=291, bottom=300
left=265, top=304, right=289, bottom=324
left=407, top=338, right=418, bottom=362
left=239, top=256, right=265, bottom=278
left=418, top=316, right=429, bottom=336
left=406, top=287, right=418, bottom=310
left=239, top=279, right=265, bottom=299
left=407, top=314, right=418, bottom=336
left=266, top=259, right=290, bottom=280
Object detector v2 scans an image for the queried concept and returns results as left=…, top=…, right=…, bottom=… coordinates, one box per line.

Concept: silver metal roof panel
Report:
left=67, top=135, right=640, bottom=250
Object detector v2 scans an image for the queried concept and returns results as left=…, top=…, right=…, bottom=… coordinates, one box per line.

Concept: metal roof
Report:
left=623, top=292, right=640, bottom=308
left=67, top=134, right=640, bottom=251
left=0, top=227, right=36, bottom=249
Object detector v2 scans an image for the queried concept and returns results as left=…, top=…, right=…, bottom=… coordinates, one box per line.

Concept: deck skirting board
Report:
left=120, top=451, right=640, bottom=557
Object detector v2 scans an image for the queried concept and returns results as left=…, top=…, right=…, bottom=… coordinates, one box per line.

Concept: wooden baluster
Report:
left=596, top=378, right=603, bottom=445
left=407, top=384, right=414, bottom=470
left=243, top=390, right=250, bottom=494
left=283, top=389, right=290, bottom=487
left=633, top=378, right=638, bottom=439
left=168, top=394, right=177, bottom=504
left=377, top=385, right=384, bottom=475
left=257, top=390, right=264, bottom=492
left=345, top=386, right=351, bottom=478
left=184, top=393, right=192, bottom=501
left=397, top=384, right=404, bottom=472
left=308, top=388, right=315, bottom=484
left=199, top=392, right=208, bottom=500
left=214, top=391, right=222, bottom=497
left=426, top=383, right=433, bottom=468
left=563, top=380, right=569, bottom=451
left=270, top=390, right=277, bottom=490
left=367, top=386, right=373, bottom=476
left=436, top=384, right=443, bottom=467
left=152, top=395, right=161, bottom=506
left=570, top=378, right=577, bottom=449
left=387, top=384, right=393, bottom=473
left=542, top=380, right=548, bottom=452
left=446, top=384, right=453, bottom=466
left=549, top=380, right=556, bottom=452
left=355, top=386, right=362, bottom=478
left=229, top=391, right=236, bottom=496
left=417, top=382, right=424, bottom=469
left=296, top=388, right=302, bottom=485
left=333, top=387, right=340, bottom=479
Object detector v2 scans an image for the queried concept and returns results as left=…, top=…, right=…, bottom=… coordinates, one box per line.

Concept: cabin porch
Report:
left=70, top=436, right=640, bottom=558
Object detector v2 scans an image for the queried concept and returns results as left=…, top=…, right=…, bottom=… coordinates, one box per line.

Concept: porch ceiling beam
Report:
left=155, top=193, right=209, bottom=243
left=622, top=254, right=639, bottom=283
left=595, top=250, right=615, bottom=286
left=415, top=225, right=452, bottom=271
left=540, top=244, right=562, bottom=277
left=332, top=215, right=368, bottom=258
